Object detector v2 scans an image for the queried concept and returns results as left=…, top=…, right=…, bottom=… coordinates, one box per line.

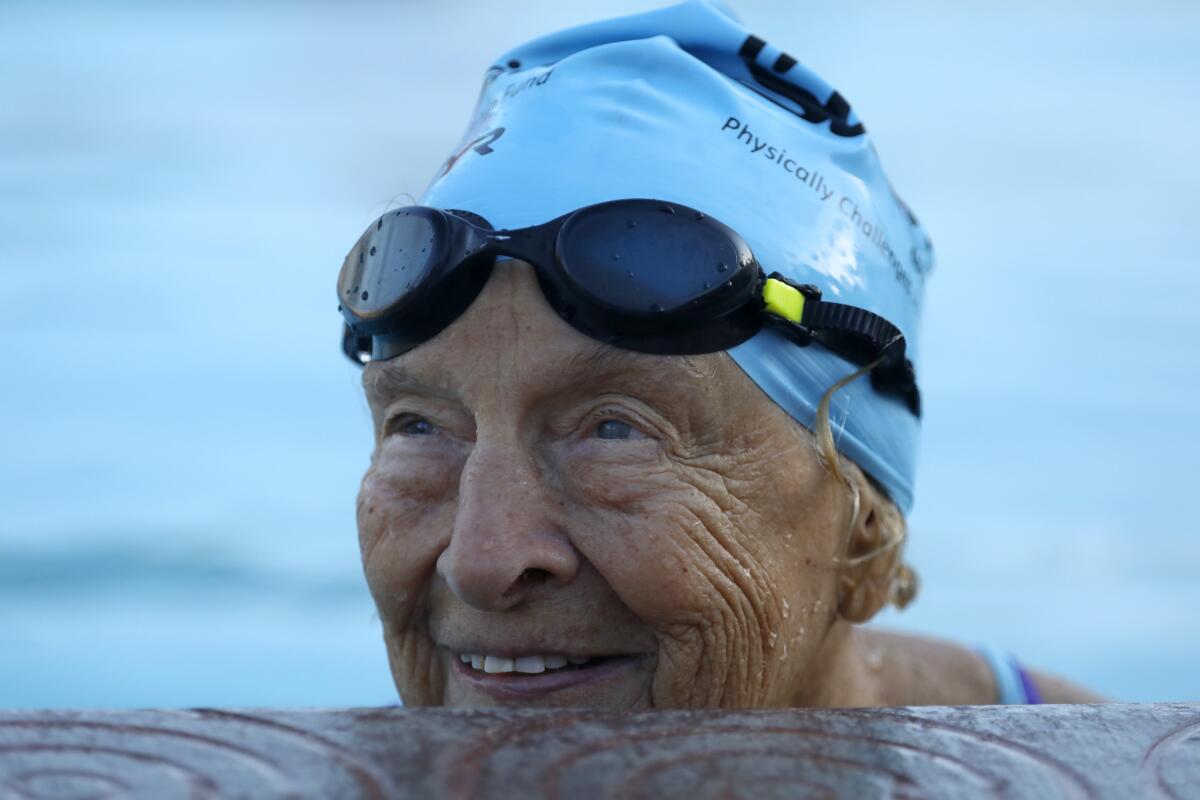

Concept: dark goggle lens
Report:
left=556, top=200, right=756, bottom=323
left=337, top=208, right=445, bottom=327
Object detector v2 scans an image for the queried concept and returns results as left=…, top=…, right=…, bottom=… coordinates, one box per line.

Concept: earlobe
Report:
left=888, top=563, right=919, bottom=610
left=835, top=472, right=907, bottom=623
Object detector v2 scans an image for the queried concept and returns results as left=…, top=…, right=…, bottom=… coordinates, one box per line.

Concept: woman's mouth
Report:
left=450, top=649, right=643, bottom=699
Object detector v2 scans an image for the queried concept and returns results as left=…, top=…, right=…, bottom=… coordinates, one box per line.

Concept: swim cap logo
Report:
left=434, top=67, right=554, bottom=180
left=738, top=35, right=865, bottom=138
left=436, top=127, right=505, bottom=178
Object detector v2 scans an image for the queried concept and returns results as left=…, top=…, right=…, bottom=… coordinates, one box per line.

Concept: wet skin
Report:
left=356, top=260, right=902, bottom=709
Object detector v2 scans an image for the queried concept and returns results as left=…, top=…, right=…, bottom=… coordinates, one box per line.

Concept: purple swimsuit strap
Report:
left=977, top=645, right=1043, bottom=704
left=1015, top=662, right=1044, bottom=704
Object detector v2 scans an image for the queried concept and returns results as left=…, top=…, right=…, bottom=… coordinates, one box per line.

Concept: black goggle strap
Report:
left=761, top=274, right=921, bottom=417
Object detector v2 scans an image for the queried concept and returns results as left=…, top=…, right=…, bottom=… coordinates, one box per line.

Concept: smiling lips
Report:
left=450, top=648, right=641, bottom=699
left=458, top=653, right=595, bottom=674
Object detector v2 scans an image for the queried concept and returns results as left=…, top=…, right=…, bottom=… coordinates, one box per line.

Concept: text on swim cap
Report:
left=721, top=116, right=919, bottom=304
left=721, top=116, right=834, bottom=202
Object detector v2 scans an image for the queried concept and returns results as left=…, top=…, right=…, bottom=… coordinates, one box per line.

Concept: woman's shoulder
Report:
left=854, top=627, right=1106, bottom=706
left=1021, top=667, right=1107, bottom=704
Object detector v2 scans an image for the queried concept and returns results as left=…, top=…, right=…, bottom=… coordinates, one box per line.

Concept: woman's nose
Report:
left=436, top=442, right=580, bottom=612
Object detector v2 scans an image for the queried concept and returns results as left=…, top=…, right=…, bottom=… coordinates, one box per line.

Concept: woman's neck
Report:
left=785, top=622, right=885, bottom=708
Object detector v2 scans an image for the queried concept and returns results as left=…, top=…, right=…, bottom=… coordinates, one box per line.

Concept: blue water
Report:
left=2, top=0, right=1198, bottom=708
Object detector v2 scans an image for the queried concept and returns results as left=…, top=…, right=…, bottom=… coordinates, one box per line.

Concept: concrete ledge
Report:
left=1, top=703, right=1197, bottom=798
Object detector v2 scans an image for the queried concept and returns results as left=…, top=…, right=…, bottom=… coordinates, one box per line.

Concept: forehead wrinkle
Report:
left=362, top=336, right=725, bottom=411
left=562, top=342, right=718, bottom=392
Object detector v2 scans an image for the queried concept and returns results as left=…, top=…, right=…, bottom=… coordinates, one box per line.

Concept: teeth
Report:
left=514, top=656, right=545, bottom=674
left=483, top=655, right=514, bottom=673
left=459, top=653, right=592, bottom=673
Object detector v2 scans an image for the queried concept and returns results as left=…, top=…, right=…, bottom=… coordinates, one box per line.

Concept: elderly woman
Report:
left=337, top=1, right=1099, bottom=709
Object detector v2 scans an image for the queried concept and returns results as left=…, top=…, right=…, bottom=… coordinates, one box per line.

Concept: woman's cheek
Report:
left=558, top=438, right=675, bottom=508
left=555, top=439, right=701, bottom=588
left=358, top=440, right=463, bottom=624
left=557, top=441, right=749, bottom=706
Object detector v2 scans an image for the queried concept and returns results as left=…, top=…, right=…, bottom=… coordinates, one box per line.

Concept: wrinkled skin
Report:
left=356, top=261, right=903, bottom=709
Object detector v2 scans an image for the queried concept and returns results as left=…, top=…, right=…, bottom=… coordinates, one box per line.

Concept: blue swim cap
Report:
left=419, top=0, right=934, bottom=511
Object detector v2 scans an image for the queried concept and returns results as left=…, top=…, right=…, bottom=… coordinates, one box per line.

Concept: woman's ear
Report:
left=835, top=467, right=907, bottom=623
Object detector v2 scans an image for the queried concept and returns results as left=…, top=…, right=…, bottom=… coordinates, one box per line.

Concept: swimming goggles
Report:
left=337, top=198, right=920, bottom=416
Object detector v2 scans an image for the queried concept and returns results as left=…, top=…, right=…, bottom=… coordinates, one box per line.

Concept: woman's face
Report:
left=357, top=261, right=856, bottom=709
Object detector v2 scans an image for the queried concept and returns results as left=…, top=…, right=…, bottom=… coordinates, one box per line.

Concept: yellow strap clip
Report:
left=762, top=277, right=806, bottom=323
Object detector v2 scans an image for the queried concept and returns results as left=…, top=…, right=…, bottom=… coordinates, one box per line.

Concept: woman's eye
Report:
left=594, top=418, right=639, bottom=440
left=389, top=416, right=436, bottom=436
